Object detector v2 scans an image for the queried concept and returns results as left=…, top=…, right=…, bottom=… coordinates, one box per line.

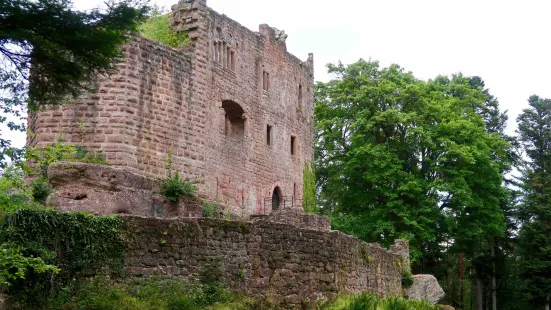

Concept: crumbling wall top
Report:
left=170, top=0, right=313, bottom=73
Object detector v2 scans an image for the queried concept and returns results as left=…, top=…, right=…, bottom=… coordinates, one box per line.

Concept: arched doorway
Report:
left=272, top=186, right=282, bottom=211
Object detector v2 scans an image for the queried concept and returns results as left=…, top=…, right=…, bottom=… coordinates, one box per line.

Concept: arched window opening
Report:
left=222, top=100, right=245, bottom=138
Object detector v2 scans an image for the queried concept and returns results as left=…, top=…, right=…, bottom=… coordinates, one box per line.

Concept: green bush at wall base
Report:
left=202, top=202, right=223, bottom=218
left=0, top=209, right=126, bottom=308
left=46, top=276, right=276, bottom=310
left=322, top=292, right=439, bottom=310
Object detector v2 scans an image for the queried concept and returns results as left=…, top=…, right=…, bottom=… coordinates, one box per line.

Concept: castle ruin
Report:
left=28, top=0, right=314, bottom=217
left=22, top=1, right=439, bottom=306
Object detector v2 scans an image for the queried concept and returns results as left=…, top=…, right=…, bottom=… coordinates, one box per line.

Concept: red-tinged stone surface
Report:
left=122, top=216, right=407, bottom=307
left=47, top=162, right=202, bottom=218
left=28, top=0, right=314, bottom=217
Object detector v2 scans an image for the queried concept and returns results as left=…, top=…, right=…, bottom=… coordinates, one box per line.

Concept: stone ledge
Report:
left=47, top=162, right=201, bottom=218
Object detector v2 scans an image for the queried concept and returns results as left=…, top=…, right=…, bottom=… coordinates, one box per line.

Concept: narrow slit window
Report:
left=263, top=71, right=270, bottom=91
left=267, top=125, right=272, bottom=145
left=226, top=47, right=231, bottom=68
left=223, top=43, right=227, bottom=66
left=298, top=84, right=302, bottom=105
left=290, top=136, right=296, bottom=155
left=231, top=51, right=235, bottom=70
left=213, top=42, right=217, bottom=61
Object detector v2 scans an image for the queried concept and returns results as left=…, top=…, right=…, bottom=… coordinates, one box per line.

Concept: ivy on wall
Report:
left=303, top=161, right=317, bottom=214
left=0, top=209, right=127, bottom=308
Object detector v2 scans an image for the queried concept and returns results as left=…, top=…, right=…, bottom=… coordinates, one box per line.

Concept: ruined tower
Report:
left=27, top=0, right=315, bottom=216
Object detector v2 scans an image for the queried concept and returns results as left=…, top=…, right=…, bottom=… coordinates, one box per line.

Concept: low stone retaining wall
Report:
left=123, top=216, right=406, bottom=307
left=250, top=208, right=331, bottom=231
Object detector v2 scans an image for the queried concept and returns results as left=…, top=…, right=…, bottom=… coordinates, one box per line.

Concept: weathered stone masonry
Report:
left=124, top=216, right=405, bottom=306
left=28, top=0, right=314, bottom=217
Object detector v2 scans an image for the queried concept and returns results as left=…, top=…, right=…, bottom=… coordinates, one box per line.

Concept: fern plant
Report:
left=160, top=172, right=197, bottom=203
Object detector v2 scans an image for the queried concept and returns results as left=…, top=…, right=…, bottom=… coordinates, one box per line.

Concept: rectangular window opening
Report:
left=231, top=51, right=235, bottom=71
left=298, top=84, right=303, bottom=105
left=290, top=136, right=296, bottom=155
left=267, top=125, right=272, bottom=145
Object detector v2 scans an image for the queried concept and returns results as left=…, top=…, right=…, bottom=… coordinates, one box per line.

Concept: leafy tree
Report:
left=0, top=0, right=149, bottom=166
left=315, top=59, right=511, bottom=264
left=516, top=95, right=551, bottom=309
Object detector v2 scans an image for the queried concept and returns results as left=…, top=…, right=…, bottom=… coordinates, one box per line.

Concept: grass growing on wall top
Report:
left=139, top=6, right=189, bottom=48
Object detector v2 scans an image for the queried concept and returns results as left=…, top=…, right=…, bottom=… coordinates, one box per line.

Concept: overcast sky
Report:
left=74, top=0, right=551, bottom=133
left=6, top=0, right=551, bottom=148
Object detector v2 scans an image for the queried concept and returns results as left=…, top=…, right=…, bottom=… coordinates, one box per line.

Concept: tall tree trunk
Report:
left=491, top=244, right=497, bottom=310
left=476, top=277, right=483, bottom=310
left=545, top=294, right=549, bottom=310
left=460, top=253, right=465, bottom=308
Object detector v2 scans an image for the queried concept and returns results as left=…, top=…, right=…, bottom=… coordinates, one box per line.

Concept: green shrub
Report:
left=46, top=275, right=267, bottom=310
left=400, top=259, right=414, bottom=288
left=160, top=172, right=197, bottom=203
left=401, top=272, right=414, bottom=287
left=30, top=177, right=52, bottom=205
left=25, top=142, right=109, bottom=178
left=202, top=202, right=223, bottom=218
left=73, top=146, right=109, bottom=165
left=0, top=165, right=36, bottom=216
left=0, top=244, right=60, bottom=287
left=139, top=6, right=189, bottom=48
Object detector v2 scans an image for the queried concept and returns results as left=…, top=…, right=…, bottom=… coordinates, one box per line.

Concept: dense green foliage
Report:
left=42, top=276, right=440, bottom=310
left=0, top=245, right=59, bottom=287
left=0, top=0, right=149, bottom=166
left=322, top=292, right=439, bottom=310
left=25, top=142, right=109, bottom=178
left=0, top=209, right=126, bottom=308
left=516, top=95, right=551, bottom=308
left=46, top=276, right=276, bottom=310
left=315, top=60, right=512, bottom=261
left=302, top=161, right=317, bottom=213
left=139, top=6, right=189, bottom=48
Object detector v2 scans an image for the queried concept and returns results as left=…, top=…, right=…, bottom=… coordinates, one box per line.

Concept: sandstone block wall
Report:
left=28, top=0, right=314, bottom=217
left=251, top=208, right=332, bottom=232
left=123, top=216, right=404, bottom=307
left=46, top=162, right=203, bottom=218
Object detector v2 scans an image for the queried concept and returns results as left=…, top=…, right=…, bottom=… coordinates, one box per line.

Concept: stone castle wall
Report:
left=28, top=0, right=314, bottom=217
left=123, top=216, right=405, bottom=307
